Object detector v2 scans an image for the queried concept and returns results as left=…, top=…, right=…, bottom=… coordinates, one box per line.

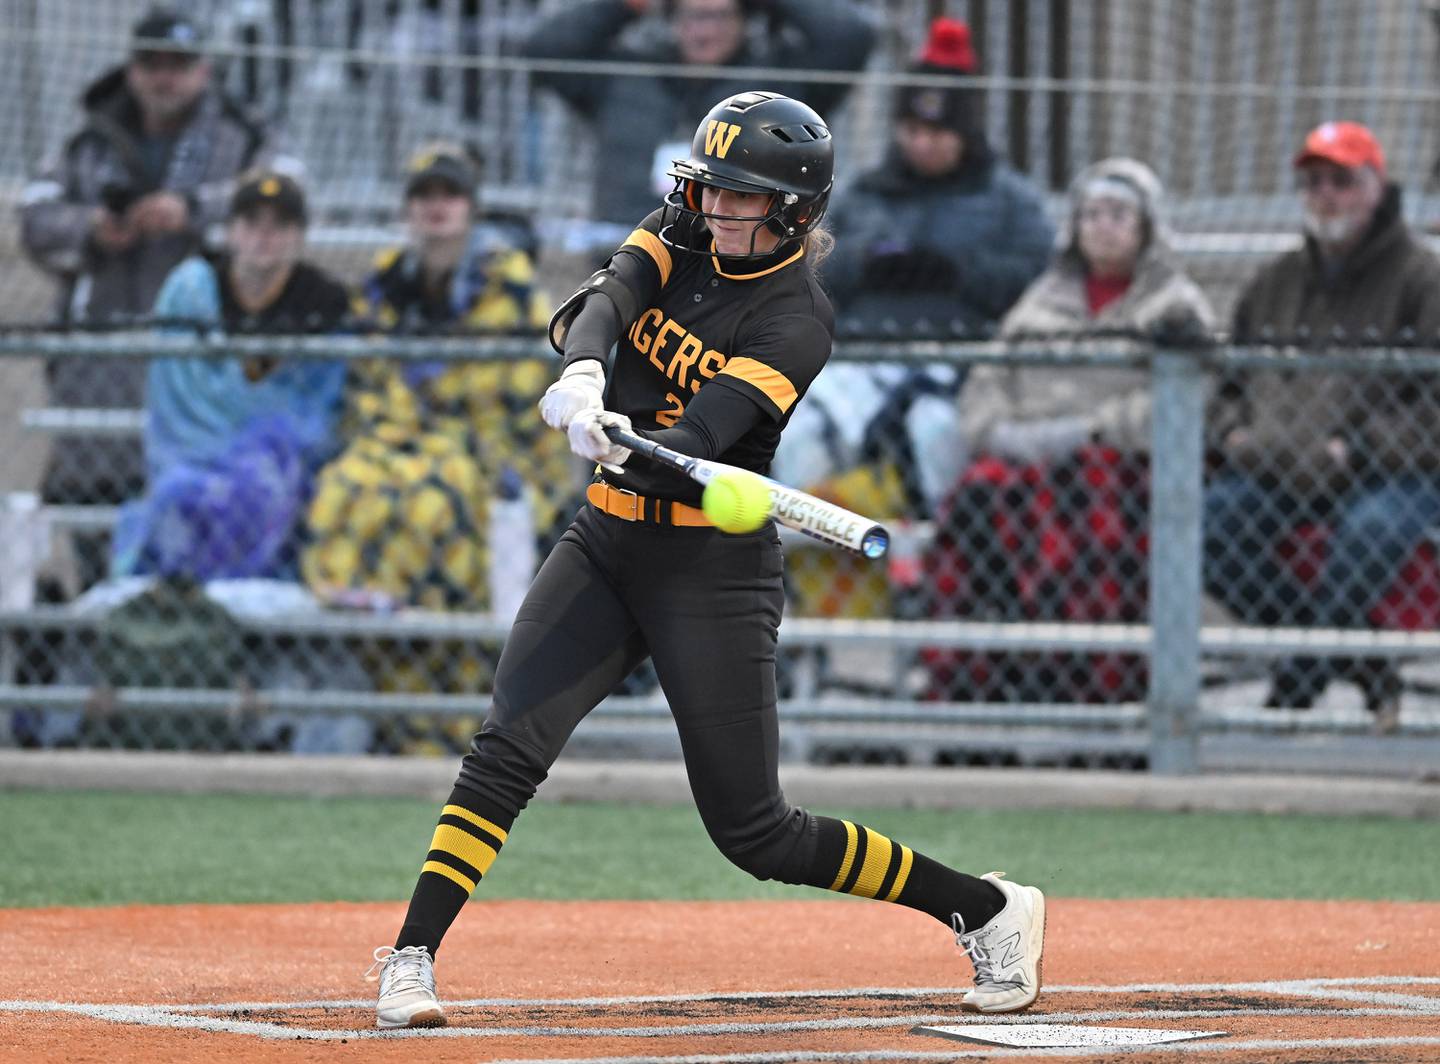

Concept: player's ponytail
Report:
left=802, top=224, right=834, bottom=266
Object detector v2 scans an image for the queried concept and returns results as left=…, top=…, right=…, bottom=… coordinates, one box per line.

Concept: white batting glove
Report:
left=568, top=408, right=633, bottom=474
left=539, top=360, right=605, bottom=431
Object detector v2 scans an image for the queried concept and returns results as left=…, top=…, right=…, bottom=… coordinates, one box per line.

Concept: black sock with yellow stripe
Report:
left=806, top=817, right=1004, bottom=930
left=395, top=786, right=512, bottom=957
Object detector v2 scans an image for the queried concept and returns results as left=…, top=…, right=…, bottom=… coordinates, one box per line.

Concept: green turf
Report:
left=2, top=789, right=1436, bottom=908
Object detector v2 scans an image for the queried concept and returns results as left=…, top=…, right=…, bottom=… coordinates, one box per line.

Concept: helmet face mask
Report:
left=659, top=90, right=834, bottom=259
left=663, top=177, right=796, bottom=258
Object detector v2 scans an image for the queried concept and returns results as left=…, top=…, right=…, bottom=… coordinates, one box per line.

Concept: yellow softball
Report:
left=702, top=471, right=772, bottom=534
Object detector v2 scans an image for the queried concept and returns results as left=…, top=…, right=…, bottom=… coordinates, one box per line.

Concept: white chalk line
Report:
left=472, top=1040, right=1440, bottom=1064
left=1, top=975, right=1436, bottom=1048
left=0, top=1001, right=1432, bottom=1041
left=71, top=974, right=1440, bottom=1013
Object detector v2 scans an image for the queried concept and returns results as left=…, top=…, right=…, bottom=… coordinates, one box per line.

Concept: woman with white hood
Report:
left=922, top=159, right=1215, bottom=703
left=961, top=157, right=1215, bottom=465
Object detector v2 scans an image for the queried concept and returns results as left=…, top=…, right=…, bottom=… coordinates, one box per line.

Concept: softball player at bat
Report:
left=367, top=91, right=1045, bottom=1028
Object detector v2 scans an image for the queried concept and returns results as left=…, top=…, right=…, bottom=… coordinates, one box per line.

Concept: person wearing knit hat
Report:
left=920, top=159, right=1214, bottom=703
left=1203, top=119, right=1440, bottom=733
left=778, top=17, right=1052, bottom=626
left=894, top=17, right=981, bottom=147
left=821, top=16, right=1053, bottom=337
left=991, top=157, right=1214, bottom=349
left=891, top=17, right=984, bottom=181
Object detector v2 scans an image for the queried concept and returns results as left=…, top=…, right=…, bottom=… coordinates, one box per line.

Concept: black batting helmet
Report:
left=659, top=90, right=834, bottom=258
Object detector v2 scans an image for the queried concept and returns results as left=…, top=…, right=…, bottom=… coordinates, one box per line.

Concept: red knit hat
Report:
left=918, top=17, right=976, bottom=72
left=897, top=18, right=981, bottom=133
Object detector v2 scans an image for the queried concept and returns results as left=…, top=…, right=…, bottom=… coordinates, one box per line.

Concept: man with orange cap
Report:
left=1204, top=121, right=1440, bottom=732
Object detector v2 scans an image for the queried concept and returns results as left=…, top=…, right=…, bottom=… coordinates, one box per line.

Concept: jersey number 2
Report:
left=655, top=392, right=685, bottom=427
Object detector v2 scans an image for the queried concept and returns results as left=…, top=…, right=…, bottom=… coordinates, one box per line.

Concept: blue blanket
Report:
left=112, top=258, right=345, bottom=579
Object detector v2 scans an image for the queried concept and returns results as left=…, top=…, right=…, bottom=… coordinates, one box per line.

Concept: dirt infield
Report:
left=2, top=898, right=1437, bottom=1062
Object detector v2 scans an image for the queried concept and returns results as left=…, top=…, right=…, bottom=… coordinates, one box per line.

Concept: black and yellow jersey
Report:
left=598, top=209, right=834, bottom=505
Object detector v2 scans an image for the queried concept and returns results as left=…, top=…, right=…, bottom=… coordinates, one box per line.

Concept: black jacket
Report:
left=525, top=0, right=874, bottom=226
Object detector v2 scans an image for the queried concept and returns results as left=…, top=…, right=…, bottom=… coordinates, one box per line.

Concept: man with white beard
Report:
left=1203, top=121, right=1440, bottom=733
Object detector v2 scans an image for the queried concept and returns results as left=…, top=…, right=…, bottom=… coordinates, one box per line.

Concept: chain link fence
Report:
left=2, top=337, right=1439, bottom=773
left=2, top=2, right=1440, bottom=772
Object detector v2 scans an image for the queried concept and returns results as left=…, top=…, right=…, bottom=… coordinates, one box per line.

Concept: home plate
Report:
left=913, top=1023, right=1227, bottom=1048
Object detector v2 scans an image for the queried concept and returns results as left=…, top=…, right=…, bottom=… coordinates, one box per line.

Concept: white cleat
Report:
left=954, top=872, right=1046, bottom=1013
left=366, top=945, right=447, bottom=1029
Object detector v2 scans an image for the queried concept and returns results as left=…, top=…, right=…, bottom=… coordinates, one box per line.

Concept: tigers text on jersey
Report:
left=604, top=209, right=835, bottom=504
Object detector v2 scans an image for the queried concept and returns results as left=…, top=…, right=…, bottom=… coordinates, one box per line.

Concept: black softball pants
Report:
left=455, top=503, right=822, bottom=881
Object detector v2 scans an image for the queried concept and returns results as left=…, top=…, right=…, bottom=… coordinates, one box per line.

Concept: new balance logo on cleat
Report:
left=994, top=930, right=1025, bottom=971
left=953, top=872, right=1046, bottom=1014
left=366, top=944, right=447, bottom=1029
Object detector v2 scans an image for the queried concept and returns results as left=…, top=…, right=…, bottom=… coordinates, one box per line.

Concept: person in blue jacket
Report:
left=112, top=171, right=350, bottom=581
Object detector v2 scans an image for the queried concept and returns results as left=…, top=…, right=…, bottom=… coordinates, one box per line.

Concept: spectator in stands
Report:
left=1204, top=121, right=1440, bottom=731
left=920, top=158, right=1214, bottom=703
left=822, top=17, right=1053, bottom=338
left=303, top=145, right=570, bottom=600
left=990, top=158, right=1215, bottom=339
left=302, top=142, right=569, bottom=752
left=523, top=0, right=875, bottom=230
left=971, top=157, right=1215, bottom=444
left=19, top=7, right=287, bottom=590
left=772, top=18, right=1048, bottom=621
left=110, top=171, right=350, bottom=582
